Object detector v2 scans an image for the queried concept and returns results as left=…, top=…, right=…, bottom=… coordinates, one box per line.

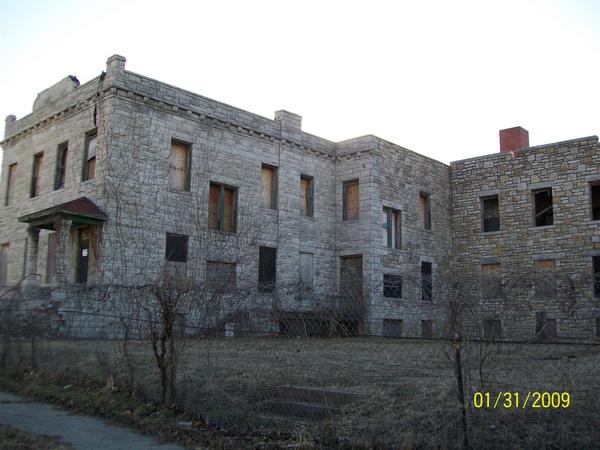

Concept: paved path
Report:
left=0, top=390, right=184, bottom=450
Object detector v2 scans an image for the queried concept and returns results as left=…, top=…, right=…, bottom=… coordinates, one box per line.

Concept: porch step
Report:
left=254, top=385, right=362, bottom=424
left=255, top=400, right=339, bottom=421
left=273, top=385, right=362, bottom=407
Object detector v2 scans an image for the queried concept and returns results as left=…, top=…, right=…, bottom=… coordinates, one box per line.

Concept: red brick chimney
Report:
left=499, top=126, right=529, bottom=153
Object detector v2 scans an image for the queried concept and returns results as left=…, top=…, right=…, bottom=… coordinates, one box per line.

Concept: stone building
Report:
left=0, top=55, right=598, bottom=338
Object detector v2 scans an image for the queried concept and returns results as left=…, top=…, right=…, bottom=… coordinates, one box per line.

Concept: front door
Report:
left=76, top=228, right=89, bottom=284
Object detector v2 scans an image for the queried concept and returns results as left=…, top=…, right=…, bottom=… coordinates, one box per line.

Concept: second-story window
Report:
left=54, top=142, right=68, bottom=190
left=533, top=188, right=553, bottom=226
left=591, top=182, right=600, bottom=221
left=30, top=152, right=43, bottom=198
left=383, top=207, right=401, bottom=249
left=208, top=182, right=237, bottom=233
left=481, top=195, right=499, bottom=232
left=169, top=140, right=191, bottom=191
left=300, top=175, right=314, bottom=217
left=343, top=179, right=359, bottom=220
left=5, top=164, right=17, bottom=206
left=261, top=164, right=277, bottom=209
left=82, top=130, right=97, bottom=181
left=419, top=193, right=431, bottom=230
left=534, top=259, right=556, bottom=299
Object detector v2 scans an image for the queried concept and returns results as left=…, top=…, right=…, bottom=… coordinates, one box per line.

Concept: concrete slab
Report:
left=0, top=390, right=184, bottom=450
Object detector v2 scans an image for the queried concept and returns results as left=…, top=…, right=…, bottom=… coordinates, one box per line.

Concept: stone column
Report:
left=22, top=227, right=40, bottom=295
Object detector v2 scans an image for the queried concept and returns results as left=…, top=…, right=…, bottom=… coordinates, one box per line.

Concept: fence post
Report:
left=453, top=334, right=469, bottom=449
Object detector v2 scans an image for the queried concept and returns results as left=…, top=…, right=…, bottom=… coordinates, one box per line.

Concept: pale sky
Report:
left=1, top=0, right=598, bottom=165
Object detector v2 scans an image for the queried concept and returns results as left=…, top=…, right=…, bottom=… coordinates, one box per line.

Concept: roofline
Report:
left=450, top=135, right=599, bottom=165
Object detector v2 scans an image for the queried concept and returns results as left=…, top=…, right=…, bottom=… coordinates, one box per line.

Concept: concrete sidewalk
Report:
left=0, top=390, right=184, bottom=450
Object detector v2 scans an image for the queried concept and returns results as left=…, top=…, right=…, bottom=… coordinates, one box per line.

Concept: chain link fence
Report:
left=1, top=291, right=599, bottom=449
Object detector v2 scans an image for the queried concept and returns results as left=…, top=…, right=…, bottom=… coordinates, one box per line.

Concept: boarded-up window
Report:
left=343, top=180, right=359, bottom=220
left=261, top=164, right=277, bottom=209
left=165, top=233, right=188, bottom=262
left=481, top=263, right=502, bottom=299
left=5, top=164, right=17, bottom=206
left=481, top=195, right=500, bottom=232
left=169, top=141, right=190, bottom=191
left=383, top=207, right=401, bottom=249
left=340, top=255, right=363, bottom=318
left=421, top=261, right=432, bottom=301
left=31, top=152, right=43, bottom=198
left=483, top=319, right=502, bottom=339
left=258, top=246, right=277, bottom=292
left=83, top=130, right=97, bottom=181
left=208, top=182, right=237, bottom=233
left=300, top=175, right=314, bottom=217
left=299, top=252, right=314, bottom=295
left=206, top=261, right=236, bottom=292
left=421, top=320, right=433, bottom=338
left=593, top=256, right=600, bottom=298
left=419, top=193, right=431, bottom=230
left=534, top=259, right=556, bottom=300
left=535, top=312, right=557, bottom=339
left=0, top=243, right=8, bottom=286
left=46, top=234, right=57, bottom=284
left=383, top=319, right=403, bottom=337
left=533, top=188, right=553, bottom=226
left=54, top=142, right=68, bottom=190
left=383, top=274, right=402, bottom=298
left=591, top=183, right=600, bottom=221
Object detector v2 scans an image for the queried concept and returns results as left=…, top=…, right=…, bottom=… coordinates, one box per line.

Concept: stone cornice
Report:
left=1, top=85, right=380, bottom=161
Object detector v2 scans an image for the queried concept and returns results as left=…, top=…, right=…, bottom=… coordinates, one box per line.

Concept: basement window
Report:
left=261, top=164, right=278, bottom=209
left=208, top=182, right=237, bottom=233
left=535, top=312, right=557, bottom=339
left=206, top=261, right=236, bottom=292
left=383, top=274, right=402, bottom=299
left=169, top=140, right=191, bottom=191
left=591, top=182, right=600, bottom=221
left=534, top=259, right=556, bottom=300
left=258, top=246, right=277, bottom=293
left=533, top=188, right=553, bottom=227
left=300, top=175, right=314, bottom=217
left=383, top=207, right=401, bottom=249
left=343, top=180, right=359, bottom=220
left=30, top=152, right=43, bottom=198
left=483, top=319, right=502, bottom=339
left=383, top=319, right=403, bottom=337
left=594, top=256, right=600, bottom=298
left=419, top=193, right=431, bottom=230
left=54, top=142, right=68, bottom=190
left=165, top=233, right=188, bottom=262
left=481, top=195, right=500, bottom=232
left=421, top=261, right=432, bottom=301
left=82, top=130, right=97, bottom=181
left=5, top=164, right=16, bottom=206
left=421, top=320, right=433, bottom=338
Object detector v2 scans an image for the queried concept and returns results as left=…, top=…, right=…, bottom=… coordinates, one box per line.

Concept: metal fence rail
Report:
left=1, top=302, right=599, bottom=449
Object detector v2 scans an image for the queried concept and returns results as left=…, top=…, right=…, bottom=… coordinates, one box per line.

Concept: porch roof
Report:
left=18, top=197, right=107, bottom=229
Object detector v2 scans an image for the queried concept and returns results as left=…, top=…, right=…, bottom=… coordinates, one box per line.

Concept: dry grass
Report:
left=0, top=425, right=72, bottom=450
left=5, top=336, right=600, bottom=448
